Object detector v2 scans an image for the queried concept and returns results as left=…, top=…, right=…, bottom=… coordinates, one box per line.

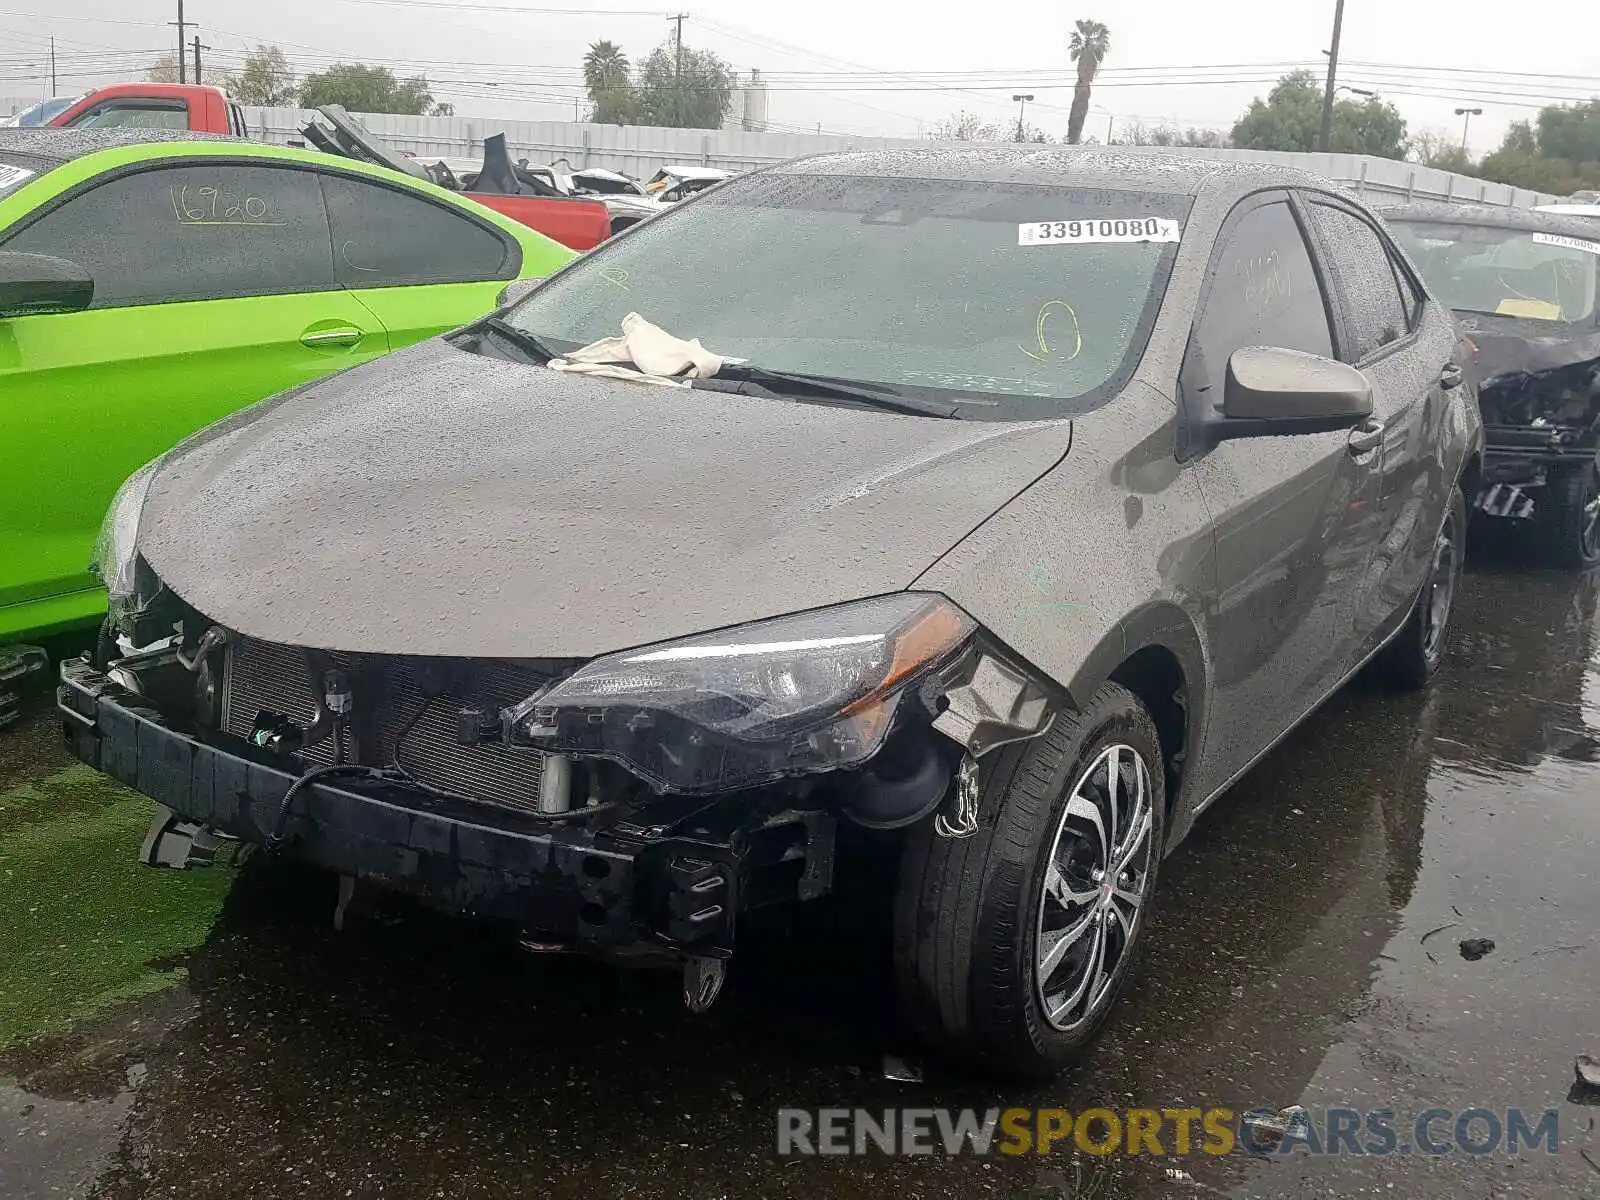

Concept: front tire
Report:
left=1536, top=462, right=1600, bottom=570
left=893, top=683, right=1165, bottom=1080
left=1374, top=485, right=1465, bottom=691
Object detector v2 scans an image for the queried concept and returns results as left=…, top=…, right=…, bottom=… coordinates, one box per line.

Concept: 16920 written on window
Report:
left=1, top=163, right=337, bottom=307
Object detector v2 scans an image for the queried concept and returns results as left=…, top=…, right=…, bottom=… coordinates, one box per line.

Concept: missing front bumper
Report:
left=57, top=657, right=762, bottom=954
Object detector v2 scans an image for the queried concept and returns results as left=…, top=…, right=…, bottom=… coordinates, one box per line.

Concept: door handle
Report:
left=1439, top=363, right=1463, bottom=390
left=300, top=327, right=364, bottom=349
left=1348, top=420, right=1385, bottom=457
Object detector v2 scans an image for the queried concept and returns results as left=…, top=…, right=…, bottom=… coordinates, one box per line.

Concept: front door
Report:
left=0, top=159, right=387, bottom=630
left=1182, top=194, right=1385, bottom=794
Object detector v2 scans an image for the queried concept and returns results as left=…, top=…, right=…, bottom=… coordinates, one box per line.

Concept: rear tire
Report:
left=1374, top=486, right=1465, bottom=691
left=893, top=683, right=1165, bottom=1080
left=1535, top=462, right=1600, bottom=570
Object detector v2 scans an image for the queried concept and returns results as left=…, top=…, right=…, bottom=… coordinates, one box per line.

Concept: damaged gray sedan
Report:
left=62, top=149, right=1481, bottom=1078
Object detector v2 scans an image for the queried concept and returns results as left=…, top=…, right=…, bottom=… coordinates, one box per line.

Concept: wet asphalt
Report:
left=2, top=552, right=1599, bottom=1199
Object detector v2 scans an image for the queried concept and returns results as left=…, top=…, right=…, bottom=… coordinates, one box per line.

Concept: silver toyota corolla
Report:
left=64, top=148, right=1481, bottom=1078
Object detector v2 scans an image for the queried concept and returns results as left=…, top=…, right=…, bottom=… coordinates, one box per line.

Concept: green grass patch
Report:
left=0, top=762, right=234, bottom=1050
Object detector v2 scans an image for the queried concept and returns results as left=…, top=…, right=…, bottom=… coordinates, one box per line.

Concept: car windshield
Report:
left=504, top=173, right=1190, bottom=419
left=1389, top=219, right=1600, bottom=324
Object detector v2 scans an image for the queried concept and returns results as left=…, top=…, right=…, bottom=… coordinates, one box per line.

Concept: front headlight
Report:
left=91, top=459, right=162, bottom=601
left=508, top=593, right=976, bottom=794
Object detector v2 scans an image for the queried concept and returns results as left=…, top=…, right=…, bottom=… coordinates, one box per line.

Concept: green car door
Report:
left=0, top=140, right=572, bottom=641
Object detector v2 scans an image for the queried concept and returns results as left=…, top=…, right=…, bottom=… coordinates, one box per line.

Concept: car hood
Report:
left=1454, top=311, right=1600, bottom=382
left=137, top=339, right=1072, bottom=658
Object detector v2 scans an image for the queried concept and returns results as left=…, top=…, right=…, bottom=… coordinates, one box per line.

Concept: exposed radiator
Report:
left=221, top=636, right=550, bottom=814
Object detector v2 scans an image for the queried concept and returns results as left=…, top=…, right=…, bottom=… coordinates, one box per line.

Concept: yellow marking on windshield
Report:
left=1020, top=300, right=1082, bottom=364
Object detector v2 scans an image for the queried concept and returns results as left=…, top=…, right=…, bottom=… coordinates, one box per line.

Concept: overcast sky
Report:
left=1, top=0, right=1594, bottom=154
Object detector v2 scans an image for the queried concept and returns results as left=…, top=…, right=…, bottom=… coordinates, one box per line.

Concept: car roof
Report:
left=0, top=127, right=241, bottom=168
left=1379, top=200, right=1600, bottom=240
left=767, top=145, right=1343, bottom=200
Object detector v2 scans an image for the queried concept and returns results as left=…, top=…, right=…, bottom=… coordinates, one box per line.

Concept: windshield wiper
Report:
left=705, top=364, right=960, bottom=419
left=475, top=317, right=560, bottom=365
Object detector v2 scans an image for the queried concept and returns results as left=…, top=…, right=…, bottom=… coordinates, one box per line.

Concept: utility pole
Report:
left=49, top=36, right=56, bottom=95
left=1455, top=107, right=1482, bottom=152
left=170, top=0, right=191, bottom=84
left=1012, top=93, right=1033, bottom=142
left=1316, top=0, right=1346, bottom=153
left=192, top=35, right=206, bottom=85
left=669, top=12, right=687, bottom=124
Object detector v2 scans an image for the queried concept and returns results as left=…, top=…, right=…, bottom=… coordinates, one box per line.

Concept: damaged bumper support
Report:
left=57, top=657, right=756, bottom=956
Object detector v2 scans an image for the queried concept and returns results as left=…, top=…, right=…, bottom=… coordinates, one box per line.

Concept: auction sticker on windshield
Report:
left=1532, top=232, right=1600, bottom=256
left=0, top=164, right=36, bottom=193
left=1019, top=217, right=1181, bottom=246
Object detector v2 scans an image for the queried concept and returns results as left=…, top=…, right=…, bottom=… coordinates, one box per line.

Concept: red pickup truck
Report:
left=47, top=83, right=249, bottom=136
left=44, top=84, right=610, bottom=251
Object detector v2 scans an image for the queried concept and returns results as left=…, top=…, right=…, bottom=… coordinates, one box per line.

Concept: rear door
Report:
left=1301, top=193, right=1461, bottom=651
left=1184, top=192, right=1385, bottom=786
left=0, top=158, right=385, bottom=619
left=320, top=172, right=525, bottom=346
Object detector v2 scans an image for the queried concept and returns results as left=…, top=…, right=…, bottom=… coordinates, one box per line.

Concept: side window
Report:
left=320, top=173, right=518, bottom=287
left=69, top=101, right=190, bottom=131
left=2, top=163, right=335, bottom=307
left=1307, top=202, right=1411, bottom=361
left=1189, top=200, right=1334, bottom=400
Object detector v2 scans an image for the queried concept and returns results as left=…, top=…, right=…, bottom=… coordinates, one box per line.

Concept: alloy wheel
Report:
left=1581, top=474, right=1600, bottom=563
left=1035, top=744, right=1155, bottom=1032
left=1421, top=508, right=1460, bottom=663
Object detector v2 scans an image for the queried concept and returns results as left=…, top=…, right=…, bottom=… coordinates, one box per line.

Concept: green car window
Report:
left=2, top=161, right=337, bottom=307
left=321, top=173, right=519, bottom=288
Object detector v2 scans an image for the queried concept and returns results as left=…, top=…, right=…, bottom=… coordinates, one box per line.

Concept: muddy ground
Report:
left=2, top=559, right=1598, bottom=1199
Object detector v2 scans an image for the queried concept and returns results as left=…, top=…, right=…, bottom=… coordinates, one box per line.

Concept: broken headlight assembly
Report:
left=91, top=458, right=164, bottom=622
left=507, top=593, right=977, bottom=794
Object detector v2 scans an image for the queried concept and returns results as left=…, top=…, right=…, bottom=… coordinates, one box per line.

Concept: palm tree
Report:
left=1066, top=20, right=1110, bottom=144
left=583, top=40, right=633, bottom=122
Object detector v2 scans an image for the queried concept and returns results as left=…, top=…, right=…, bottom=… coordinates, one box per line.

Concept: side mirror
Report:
left=1213, top=346, right=1372, bottom=440
left=495, top=278, right=539, bottom=309
left=0, top=251, right=93, bottom=317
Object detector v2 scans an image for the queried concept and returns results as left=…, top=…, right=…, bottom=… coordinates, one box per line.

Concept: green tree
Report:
left=1116, top=121, right=1229, bottom=148
left=223, top=44, right=296, bottom=106
left=1536, top=99, right=1600, bottom=164
left=583, top=39, right=634, bottom=124
left=1230, top=71, right=1407, bottom=159
left=1477, top=104, right=1600, bottom=195
left=632, top=41, right=735, bottom=130
left=299, top=63, right=434, bottom=115
left=929, top=110, right=1003, bottom=141
left=146, top=52, right=181, bottom=84
left=1066, top=19, right=1110, bottom=145
left=1408, top=130, right=1476, bottom=174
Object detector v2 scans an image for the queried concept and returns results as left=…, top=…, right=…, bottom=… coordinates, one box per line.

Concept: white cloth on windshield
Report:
left=547, top=311, right=724, bottom=387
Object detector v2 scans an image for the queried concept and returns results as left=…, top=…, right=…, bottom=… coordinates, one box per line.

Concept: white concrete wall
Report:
left=236, top=106, right=1552, bottom=209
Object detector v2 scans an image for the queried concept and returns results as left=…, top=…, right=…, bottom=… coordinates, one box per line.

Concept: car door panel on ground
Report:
left=1182, top=193, right=1385, bottom=798
left=1302, top=193, right=1459, bottom=654
left=0, top=161, right=388, bottom=622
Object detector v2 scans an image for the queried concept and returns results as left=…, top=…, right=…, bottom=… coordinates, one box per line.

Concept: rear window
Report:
left=506, top=174, right=1191, bottom=419
left=1390, top=219, right=1599, bottom=324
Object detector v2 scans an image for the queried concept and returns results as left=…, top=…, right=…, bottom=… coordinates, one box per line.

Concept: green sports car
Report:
left=0, top=130, right=575, bottom=643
